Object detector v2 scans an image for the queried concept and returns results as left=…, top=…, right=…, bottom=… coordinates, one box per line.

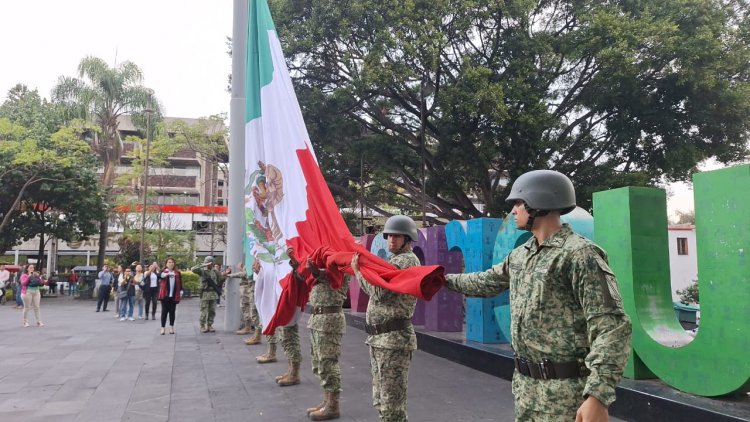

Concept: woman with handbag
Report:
left=134, top=264, right=145, bottom=319
left=118, top=267, right=135, bottom=321
left=158, top=257, right=182, bottom=335
left=19, top=264, right=44, bottom=327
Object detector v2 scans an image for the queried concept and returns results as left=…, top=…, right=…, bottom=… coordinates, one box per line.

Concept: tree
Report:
left=52, top=56, right=158, bottom=269
left=270, top=0, right=750, bottom=220
left=0, top=117, right=107, bottom=259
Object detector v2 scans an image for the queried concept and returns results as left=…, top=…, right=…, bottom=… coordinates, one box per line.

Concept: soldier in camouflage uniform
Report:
left=275, top=323, right=302, bottom=386
left=243, top=260, right=263, bottom=345
left=231, top=262, right=262, bottom=343
left=445, top=170, right=632, bottom=421
left=191, top=256, right=230, bottom=333
left=289, top=250, right=350, bottom=420
left=352, top=215, right=421, bottom=422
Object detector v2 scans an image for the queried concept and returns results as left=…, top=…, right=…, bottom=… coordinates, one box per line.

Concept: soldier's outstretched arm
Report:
left=351, top=253, right=376, bottom=296
left=570, top=246, right=632, bottom=409
left=444, top=257, right=510, bottom=297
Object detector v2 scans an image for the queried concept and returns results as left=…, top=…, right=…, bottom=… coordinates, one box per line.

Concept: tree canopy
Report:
left=270, top=0, right=750, bottom=220
left=52, top=56, right=159, bottom=268
left=0, top=85, right=107, bottom=257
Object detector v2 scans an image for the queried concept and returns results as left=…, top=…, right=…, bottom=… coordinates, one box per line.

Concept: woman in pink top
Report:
left=20, top=264, right=44, bottom=327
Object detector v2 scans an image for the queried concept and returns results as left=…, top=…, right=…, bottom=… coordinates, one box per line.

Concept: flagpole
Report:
left=225, top=0, right=248, bottom=331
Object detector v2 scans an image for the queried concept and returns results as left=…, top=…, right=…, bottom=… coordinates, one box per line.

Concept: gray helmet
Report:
left=203, top=256, right=215, bottom=264
left=382, top=215, right=418, bottom=242
left=505, top=170, right=576, bottom=215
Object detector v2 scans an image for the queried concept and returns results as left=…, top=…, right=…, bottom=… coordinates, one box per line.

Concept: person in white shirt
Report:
left=144, top=261, right=160, bottom=320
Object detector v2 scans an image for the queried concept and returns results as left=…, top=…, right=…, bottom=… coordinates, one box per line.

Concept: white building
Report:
left=668, top=224, right=698, bottom=301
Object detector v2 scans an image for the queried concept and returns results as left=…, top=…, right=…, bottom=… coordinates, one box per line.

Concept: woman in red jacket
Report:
left=158, top=257, right=182, bottom=335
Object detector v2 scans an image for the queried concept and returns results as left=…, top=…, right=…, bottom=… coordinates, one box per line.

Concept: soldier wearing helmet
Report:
left=445, top=170, right=632, bottom=421
left=351, top=215, right=421, bottom=422
left=191, top=256, right=230, bottom=333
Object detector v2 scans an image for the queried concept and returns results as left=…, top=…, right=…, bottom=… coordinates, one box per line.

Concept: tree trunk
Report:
left=37, top=231, right=45, bottom=270
left=97, top=161, right=116, bottom=271
left=96, top=219, right=108, bottom=270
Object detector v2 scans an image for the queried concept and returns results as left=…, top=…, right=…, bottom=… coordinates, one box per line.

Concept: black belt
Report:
left=514, top=355, right=590, bottom=380
left=365, top=318, right=411, bottom=335
left=310, top=305, right=342, bottom=315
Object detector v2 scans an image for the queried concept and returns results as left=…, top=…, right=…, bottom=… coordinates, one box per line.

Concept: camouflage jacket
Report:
left=445, top=224, right=632, bottom=412
left=356, top=250, right=420, bottom=350
left=228, top=270, right=253, bottom=287
left=193, top=267, right=224, bottom=301
left=308, top=271, right=350, bottom=334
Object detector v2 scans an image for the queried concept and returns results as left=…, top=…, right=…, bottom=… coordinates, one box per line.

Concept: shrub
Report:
left=677, top=281, right=699, bottom=305
left=181, top=271, right=200, bottom=292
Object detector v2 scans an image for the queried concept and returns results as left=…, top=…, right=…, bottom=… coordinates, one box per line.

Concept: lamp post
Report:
left=139, top=89, right=155, bottom=264
left=419, top=76, right=434, bottom=227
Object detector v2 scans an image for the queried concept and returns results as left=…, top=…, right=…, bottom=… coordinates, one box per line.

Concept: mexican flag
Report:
left=242, top=0, right=445, bottom=334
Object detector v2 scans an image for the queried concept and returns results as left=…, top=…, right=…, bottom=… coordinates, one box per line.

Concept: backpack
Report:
left=27, top=275, right=43, bottom=288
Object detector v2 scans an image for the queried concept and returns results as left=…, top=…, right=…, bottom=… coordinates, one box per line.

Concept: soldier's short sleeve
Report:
left=445, top=255, right=510, bottom=297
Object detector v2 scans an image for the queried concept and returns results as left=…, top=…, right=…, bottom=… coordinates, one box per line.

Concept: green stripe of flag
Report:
left=246, top=0, right=276, bottom=122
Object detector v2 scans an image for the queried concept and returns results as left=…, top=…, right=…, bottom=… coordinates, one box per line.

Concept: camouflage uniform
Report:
left=233, top=271, right=260, bottom=329
left=308, top=273, right=350, bottom=393
left=193, top=266, right=224, bottom=329
left=356, top=250, right=420, bottom=422
left=279, top=324, right=301, bottom=364
left=445, top=225, right=632, bottom=420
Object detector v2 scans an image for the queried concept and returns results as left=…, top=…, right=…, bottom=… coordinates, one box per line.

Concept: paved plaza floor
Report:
left=0, top=296, right=625, bottom=421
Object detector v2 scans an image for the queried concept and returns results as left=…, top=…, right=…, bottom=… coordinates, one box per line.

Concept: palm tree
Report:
left=52, top=56, right=157, bottom=269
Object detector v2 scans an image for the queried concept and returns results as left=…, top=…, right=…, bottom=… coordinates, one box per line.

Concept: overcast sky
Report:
left=0, top=0, right=233, bottom=118
left=0, top=0, right=700, bottom=216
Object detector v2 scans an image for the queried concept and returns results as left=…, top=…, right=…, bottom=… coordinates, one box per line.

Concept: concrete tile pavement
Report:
left=0, top=296, right=624, bottom=421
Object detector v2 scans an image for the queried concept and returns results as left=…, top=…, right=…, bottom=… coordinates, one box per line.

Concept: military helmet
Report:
left=382, top=215, right=418, bottom=242
left=505, top=170, right=576, bottom=215
left=203, top=256, right=215, bottom=264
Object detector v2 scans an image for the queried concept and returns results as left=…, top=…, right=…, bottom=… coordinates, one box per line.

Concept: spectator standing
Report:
left=20, top=264, right=44, bottom=327
left=48, top=272, right=58, bottom=295
left=68, top=271, right=78, bottom=296
left=0, top=265, right=10, bottom=305
left=96, top=265, right=113, bottom=312
left=144, top=261, right=160, bottom=320
left=134, top=264, right=145, bottom=319
left=118, top=267, right=135, bottom=321
left=158, top=257, right=182, bottom=335
left=114, top=265, right=124, bottom=318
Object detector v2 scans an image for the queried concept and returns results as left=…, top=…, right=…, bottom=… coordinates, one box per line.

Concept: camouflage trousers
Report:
left=514, top=408, right=576, bottom=422
left=369, top=347, right=412, bottom=422
left=310, top=329, right=343, bottom=393
left=239, top=284, right=259, bottom=328
left=279, top=324, right=302, bottom=364
left=199, top=299, right=217, bottom=326
left=264, top=328, right=277, bottom=344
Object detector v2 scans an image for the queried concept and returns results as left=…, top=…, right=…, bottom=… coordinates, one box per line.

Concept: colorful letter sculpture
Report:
left=445, top=218, right=505, bottom=343
left=593, top=165, right=750, bottom=396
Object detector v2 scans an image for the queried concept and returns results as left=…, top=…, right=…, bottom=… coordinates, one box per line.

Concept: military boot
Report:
left=277, top=361, right=300, bottom=386
left=244, top=328, right=262, bottom=345
left=275, top=361, right=292, bottom=382
left=256, top=343, right=277, bottom=363
left=306, top=392, right=327, bottom=415
left=200, top=324, right=208, bottom=333
left=236, top=321, right=253, bottom=335
left=309, top=392, right=340, bottom=420
left=207, top=325, right=215, bottom=332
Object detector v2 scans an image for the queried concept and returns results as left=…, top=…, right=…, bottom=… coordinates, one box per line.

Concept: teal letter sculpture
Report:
left=593, top=165, right=750, bottom=396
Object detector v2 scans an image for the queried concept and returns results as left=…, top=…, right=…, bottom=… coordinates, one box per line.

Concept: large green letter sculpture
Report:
left=593, top=165, right=750, bottom=396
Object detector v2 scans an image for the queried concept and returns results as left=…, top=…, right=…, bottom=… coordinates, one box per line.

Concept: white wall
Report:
left=668, top=227, right=698, bottom=301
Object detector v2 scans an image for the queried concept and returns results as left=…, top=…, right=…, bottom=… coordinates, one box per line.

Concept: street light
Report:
left=139, top=89, right=155, bottom=264
left=420, top=75, right=435, bottom=227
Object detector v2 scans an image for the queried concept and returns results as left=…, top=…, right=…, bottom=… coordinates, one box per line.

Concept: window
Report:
left=217, top=199, right=224, bottom=206
left=677, top=237, right=689, bottom=255
left=218, top=189, right=223, bottom=198
left=218, top=180, right=224, bottom=186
